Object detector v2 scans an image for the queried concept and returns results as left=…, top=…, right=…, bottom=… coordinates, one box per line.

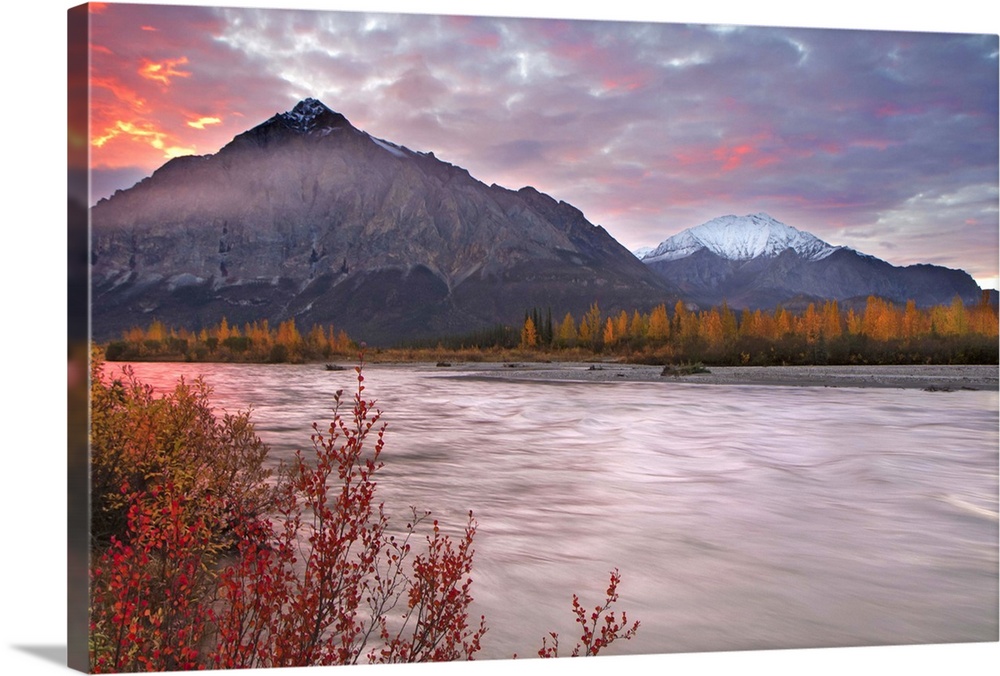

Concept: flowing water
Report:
left=119, top=361, right=998, bottom=658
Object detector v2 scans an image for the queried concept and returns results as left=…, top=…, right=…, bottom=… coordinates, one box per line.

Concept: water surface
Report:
left=120, top=361, right=999, bottom=658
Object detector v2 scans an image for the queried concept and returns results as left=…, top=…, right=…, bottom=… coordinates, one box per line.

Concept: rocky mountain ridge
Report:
left=638, top=213, right=984, bottom=310
left=90, top=100, right=987, bottom=344
left=91, top=99, right=673, bottom=344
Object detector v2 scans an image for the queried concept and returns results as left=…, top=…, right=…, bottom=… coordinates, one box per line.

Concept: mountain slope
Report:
left=91, top=99, right=673, bottom=344
left=639, top=213, right=982, bottom=309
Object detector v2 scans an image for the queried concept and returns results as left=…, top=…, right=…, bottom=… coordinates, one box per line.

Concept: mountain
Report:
left=90, top=99, right=673, bottom=344
left=642, top=213, right=842, bottom=263
left=638, top=213, right=984, bottom=310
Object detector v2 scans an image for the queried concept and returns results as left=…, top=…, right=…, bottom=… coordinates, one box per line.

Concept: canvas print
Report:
left=67, top=1, right=999, bottom=673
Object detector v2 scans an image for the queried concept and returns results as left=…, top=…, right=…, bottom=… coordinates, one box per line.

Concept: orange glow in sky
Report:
left=139, top=57, right=191, bottom=85
left=187, top=116, right=222, bottom=129
left=91, top=119, right=196, bottom=160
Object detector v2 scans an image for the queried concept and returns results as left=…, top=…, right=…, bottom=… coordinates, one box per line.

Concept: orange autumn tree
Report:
left=520, top=316, right=539, bottom=349
left=647, top=304, right=670, bottom=342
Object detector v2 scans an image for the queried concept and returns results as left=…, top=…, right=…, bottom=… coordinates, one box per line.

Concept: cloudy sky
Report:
left=83, top=1, right=999, bottom=288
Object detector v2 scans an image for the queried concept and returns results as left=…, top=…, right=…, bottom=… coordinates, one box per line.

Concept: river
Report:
left=118, top=361, right=998, bottom=660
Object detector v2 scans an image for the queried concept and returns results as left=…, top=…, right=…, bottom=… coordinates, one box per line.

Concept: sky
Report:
left=83, top=1, right=999, bottom=289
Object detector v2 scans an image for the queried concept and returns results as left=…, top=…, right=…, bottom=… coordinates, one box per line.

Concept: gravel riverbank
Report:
left=439, top=362, right=999, bottom=390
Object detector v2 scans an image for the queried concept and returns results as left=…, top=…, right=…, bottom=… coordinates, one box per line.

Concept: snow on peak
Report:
left=278, top=98, right=350, bottom=134
left=368, top=134, right=410, bottom=158
left=642, top=213, right=841, bottom=263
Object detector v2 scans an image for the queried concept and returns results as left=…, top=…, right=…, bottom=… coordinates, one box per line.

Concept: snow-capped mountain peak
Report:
left=276, top=98, right=352, bottom=134
left=642, top=213, right=841, bottom=263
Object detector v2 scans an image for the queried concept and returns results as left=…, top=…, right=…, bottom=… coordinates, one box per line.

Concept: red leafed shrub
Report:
left=89, top=483, right=219, bottom=672
left=210, top=361, right=487, bottom=668
left=372, top=515, right=488, bottom=663
left=88, top=352, right=638, bottom=671
left=537, top=568, right=640, bottom=658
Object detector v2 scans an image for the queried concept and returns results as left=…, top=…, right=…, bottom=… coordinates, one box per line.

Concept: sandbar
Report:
left=440, top=362, right=999, bottom=391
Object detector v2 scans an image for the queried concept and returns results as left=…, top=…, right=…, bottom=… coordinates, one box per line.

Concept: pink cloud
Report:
left=714, top=143, right=755, bottom=171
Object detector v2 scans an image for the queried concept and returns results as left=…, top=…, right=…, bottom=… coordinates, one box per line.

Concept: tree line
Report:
left=514, top=294, right=998, bottom=365
left=105, top=293, right=998, bottom=366
left=105, top=317, right=356, bottom=363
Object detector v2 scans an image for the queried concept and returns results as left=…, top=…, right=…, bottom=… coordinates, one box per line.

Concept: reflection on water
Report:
left=121, top=361, right=999, bottom=658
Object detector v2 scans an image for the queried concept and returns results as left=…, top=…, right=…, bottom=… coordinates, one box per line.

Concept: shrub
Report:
left=537, top=568, right=640, bottom=658
left=89, top=354, right=489, bottom=670
left=222, top=335, right=251, bottom=353
left=88, top=353, right=639, bottom=670
left=268, top=343, right=289, bottom=363
left=660, top=362, right=711, bottom=377
left=89, top=482, right=220, bottom=672
left=210, top=362, right=487, bottom=668
left=104, top=340, right=127, bottom=361
left=89, top=348, right=274, bottom=549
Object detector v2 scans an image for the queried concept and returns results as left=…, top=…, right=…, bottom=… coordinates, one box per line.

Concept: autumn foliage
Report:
left=510, top=295, right=997, bottom=365
left=105, top=317, right=355, bottom=363
left=377, top=295, right=997, bottom=366
left=88, top=351, right=638, bottom=671
left=89, top=350, right=274, bottom=549
left=106, top=294, right=998, bottom=367
left=89, top=483, right=220, bottom=672
left=209, top=369, right=486, bottom=668
left=536, top=568, right=640, bottom=658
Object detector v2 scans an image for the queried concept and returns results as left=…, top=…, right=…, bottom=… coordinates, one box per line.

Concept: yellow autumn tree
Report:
left=628, top=310, right=647, bottom=341
left=306, top=324, right=328, bottom=356
left=333, top=328, right=353, bottom=353
left=614, top=311, right=629, bottom=342
left=969, top=292, right=999, bottom=337
left=862, top=296, right=900, bottom=341
left=146, top=319, right=167, bottom=343
left=218, top=317, right=236, bottom=342
left=555, top=312, right=577, bottom=348
left=647, top=304, right=670, bottom=343
left=737, top=309, right=757, bottom=339
left=845, top=308, right=863, bottom=335
left=944, top=296, right=969, bottom=336
left=773, top=307, right=793, bottom=338
left=579, top=302, right=603, bottom=349
left=520, top=316, right=538, bottom=349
